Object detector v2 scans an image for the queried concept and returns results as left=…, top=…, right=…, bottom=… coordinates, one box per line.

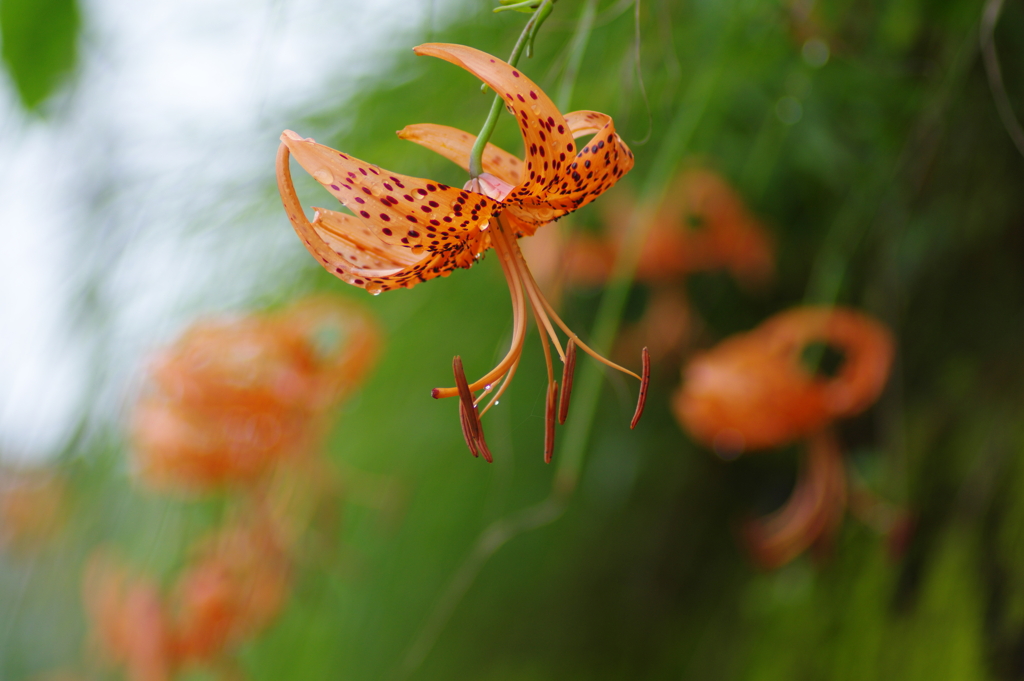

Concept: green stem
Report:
left=469, top=0, right=556, bottom=178
left=555, top=0, right=597, bottom=111
left=494, top=0, right=542, bottom=12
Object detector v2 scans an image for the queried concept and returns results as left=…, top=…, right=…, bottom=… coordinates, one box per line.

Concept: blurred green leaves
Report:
left=0, top=0, right=79, bottom=110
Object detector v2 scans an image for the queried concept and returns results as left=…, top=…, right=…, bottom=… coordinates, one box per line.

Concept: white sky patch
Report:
left=0, top=0, right=458, bottom=462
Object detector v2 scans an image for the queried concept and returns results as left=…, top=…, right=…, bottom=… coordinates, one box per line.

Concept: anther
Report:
left=454, top=355, right=493, bottom=463
left=558, top=339, right=576, bottom=425
left=545, top=380, right=558, bottom=464
left=458, top=400, right=479, bottom=458
left=476, top=425, right=494, bottom=464
left=631, top=347, right=650, bottom=430
left=453, top=356, right=479, bottom=441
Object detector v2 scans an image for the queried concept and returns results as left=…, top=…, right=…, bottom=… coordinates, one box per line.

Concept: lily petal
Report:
left=397, top=123, right=523, bottom=186
left=509, top=111, right=635, bottom=227
left=314, top=209, right=487, bottom=290
left=413, top=43, right=576, bottom=199
left=281, top=131, right=498, bottom=254
left=277, top=143, right=487, bottom=293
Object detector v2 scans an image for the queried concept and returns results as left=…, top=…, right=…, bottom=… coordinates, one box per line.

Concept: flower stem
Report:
left=555, top=0, right=597, bottom=111
left=468, top=0, right=556, bottom=179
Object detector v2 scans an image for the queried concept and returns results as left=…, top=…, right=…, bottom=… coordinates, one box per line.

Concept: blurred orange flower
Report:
left=675, top=307, right=893, bottom=455
left=130, top=296, right=378, bottom=492
left=82, top=553, right=175, bottom=681
left=172, top=519, right=291, bottom=663
left=550, top=168, right=774, bottom=291
left=0, top=467, right=67, bottom=549
left=83, top=518, right=291, bottom=676
left=673, top=306, right=895, bottom=568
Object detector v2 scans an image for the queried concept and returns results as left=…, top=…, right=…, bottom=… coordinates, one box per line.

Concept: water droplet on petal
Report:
left=314, top=169, right=333, bottom=184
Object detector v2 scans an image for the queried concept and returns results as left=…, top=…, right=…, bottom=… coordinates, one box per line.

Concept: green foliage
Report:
left=4, top=0, right=1024, bottom=679
left=0, top=0, right=79, bottom=110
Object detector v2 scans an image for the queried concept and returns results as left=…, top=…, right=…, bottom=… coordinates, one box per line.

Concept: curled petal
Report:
left=508, top=110, right=634, bottom=228
left=280, top=131, right=498, bottom=254
left=743, top=429, right=847, bottom=569
left=311, top=208, right=487, bottom=291
left=674, top=307, right=894, bottom=452
left=758, top=308, right=894, bottom=419
left=413, top=43, right=575, bottom=199
left=397, top=123, right=522, bottom=186
left=277, top=143, right=488, bottom=294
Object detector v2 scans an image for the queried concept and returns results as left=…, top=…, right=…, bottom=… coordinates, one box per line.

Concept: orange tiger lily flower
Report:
left=277, top=43, right=648, bottom=461
left=674, top=307, right=894, bottom=568
left=676, top=307, right=893, bottom=454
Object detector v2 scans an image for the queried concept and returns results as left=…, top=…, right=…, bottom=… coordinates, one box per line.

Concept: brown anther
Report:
left=631, top=347, right=650, bottom=429
left=453, top=355, right=493, bottom=463
left=458, top=400, right=479, bottom=458
left=545, top=380, right=558, bottom=463
left=558, top=339, right=576, bottom=425
left=453, top=356, right=479, bottom=441
left=476, top=425, right=494, bottom=464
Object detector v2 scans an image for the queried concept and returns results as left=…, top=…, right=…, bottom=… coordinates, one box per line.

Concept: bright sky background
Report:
left=0, top=0, right=451, bottom=462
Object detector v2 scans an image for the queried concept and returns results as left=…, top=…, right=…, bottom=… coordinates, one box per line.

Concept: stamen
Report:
left=630, top=347, right=651, bottom=429
left=544, top=380, right=558, bottom=464
left=480, top=357, right=520, bottom=416
left=453, top=356, right=479, bottom=441
left=454, top=355, right=493, bottom=463
left=475, top=421, right=494, bottom=464
left=458, top=400, right=479, bottom=458
left=433, top=220, right=528, bottom=398
left=473, top=383, right=494, bottom=408
left=558, top=339, right=576, bottom=424
left=499, top=223, right=565, bottom=363
left=509, top=237, right=641, bottom=381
